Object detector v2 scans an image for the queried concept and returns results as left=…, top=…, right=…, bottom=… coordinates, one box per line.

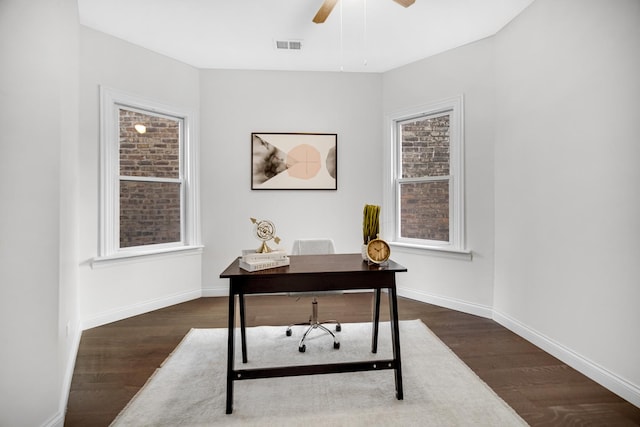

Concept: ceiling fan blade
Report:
left=393, top=0, right=415, bottom=7
left=313, top=0, right=339, bottom=24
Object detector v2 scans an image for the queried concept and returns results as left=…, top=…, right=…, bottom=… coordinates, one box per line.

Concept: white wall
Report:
left=0, top=0, right=79, bottom=426
left=493, top=0, right=640, bottom=404
left=199, top=69, right=383, bottom=293
left=2, top=2, right=638, bottom=425
left=78, top=27, right=203, bottom=328
left=381, top=38, right=497, bottom=316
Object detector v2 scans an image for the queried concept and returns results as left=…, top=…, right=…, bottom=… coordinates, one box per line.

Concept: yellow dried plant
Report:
left=362, top=204, right=380, bottom=244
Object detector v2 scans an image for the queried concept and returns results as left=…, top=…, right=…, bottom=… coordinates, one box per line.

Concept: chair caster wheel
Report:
left=333, top=342, right=340, bottom=350
left=286, top=328, right=292, bottom=337
left=298, top=345, right=306, bottom=353
left=336, top=324, right=342, bottom=332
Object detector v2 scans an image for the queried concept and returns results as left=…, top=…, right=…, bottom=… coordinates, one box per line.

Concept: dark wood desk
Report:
left=219, top=253, right=408, bottom=414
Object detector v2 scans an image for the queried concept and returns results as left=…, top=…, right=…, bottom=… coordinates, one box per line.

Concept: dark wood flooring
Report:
left=65, top=294, right=640, bottom=426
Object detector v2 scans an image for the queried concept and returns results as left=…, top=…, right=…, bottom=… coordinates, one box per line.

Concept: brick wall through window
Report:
left=119, top=109, right=181, bottom=248
left=399, top=115, right=450, bottom=242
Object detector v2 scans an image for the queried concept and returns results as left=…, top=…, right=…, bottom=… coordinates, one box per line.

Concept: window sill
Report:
left=91, top=245, right=204, bottom=269
left=390, top=242, right=472, bottom=261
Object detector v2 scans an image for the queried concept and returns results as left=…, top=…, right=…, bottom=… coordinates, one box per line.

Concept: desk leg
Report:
left=389, top=286, right=404, bottom=400
left=239, top=292, right=247, bottom=363
left=226, top=292, right=235, bottom=414
left=371, top=288, right=381, bottom=353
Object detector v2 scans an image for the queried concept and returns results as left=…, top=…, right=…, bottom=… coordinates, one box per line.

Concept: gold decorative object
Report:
left=250, top=217, right=281, bottom=253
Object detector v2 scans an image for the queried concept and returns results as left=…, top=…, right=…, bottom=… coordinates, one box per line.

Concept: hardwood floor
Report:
left=65, top=294, right=640, bottom=426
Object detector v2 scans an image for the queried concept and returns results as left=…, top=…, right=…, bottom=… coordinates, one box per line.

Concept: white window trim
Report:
left=382, top=95, right=468, bottom=257
left=94, top=86, right=201, bottom=265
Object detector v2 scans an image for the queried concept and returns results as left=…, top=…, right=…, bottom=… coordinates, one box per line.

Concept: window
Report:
left=384, top=96, right=465, bottom=253
left=98, top=87, right=200, bottom=260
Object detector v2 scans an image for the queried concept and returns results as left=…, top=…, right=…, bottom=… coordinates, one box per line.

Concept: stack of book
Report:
left=239, top=249, right=290, bottom=272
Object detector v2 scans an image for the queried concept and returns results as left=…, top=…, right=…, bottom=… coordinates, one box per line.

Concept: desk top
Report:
left=220, top=253, right=407, bottom=279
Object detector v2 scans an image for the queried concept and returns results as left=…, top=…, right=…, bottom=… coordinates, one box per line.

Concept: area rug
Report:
left=111, top=320, right=527, bottom=426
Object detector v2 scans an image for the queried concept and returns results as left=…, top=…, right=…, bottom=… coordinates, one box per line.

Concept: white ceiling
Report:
left=77, top=0, right=534, bottom=73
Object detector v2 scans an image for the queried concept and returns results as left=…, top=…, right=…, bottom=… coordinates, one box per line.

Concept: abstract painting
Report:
left=251, top=133, right=337, bottom=190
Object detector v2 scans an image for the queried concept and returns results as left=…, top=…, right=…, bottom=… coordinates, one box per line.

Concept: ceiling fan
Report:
left=313, top=0, right=415, bottom=24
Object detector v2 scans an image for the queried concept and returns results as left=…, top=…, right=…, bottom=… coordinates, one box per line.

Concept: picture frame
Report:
left=251, top=132, right=337, bottom=190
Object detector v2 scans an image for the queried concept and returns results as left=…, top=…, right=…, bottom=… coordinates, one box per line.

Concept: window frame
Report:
left=383, top=95, right=467, bottom=255
left=97, top=86, right=201, bottom=262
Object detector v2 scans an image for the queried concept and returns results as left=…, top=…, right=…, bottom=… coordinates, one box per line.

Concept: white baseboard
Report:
left=397, top=286, right=494, bottom=319
left=43, top=321, right=83, bottom=427
left=81, top=289, right=202, bottom=330
left=493, top=310, right=640, bottom=408
left=201, top=287, right=227, bottom=297
left=42, top=407, right=65, bottom=427
left=42, top=412, right=64, bottom=427
left=397, top=286, right=640, bottom=408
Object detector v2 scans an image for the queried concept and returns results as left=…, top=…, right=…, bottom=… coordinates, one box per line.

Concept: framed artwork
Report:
left=251, top=132, right=337, bottom=190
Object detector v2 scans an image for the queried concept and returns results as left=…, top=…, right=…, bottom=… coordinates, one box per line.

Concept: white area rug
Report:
left=111, top=320, right=527, bottom=426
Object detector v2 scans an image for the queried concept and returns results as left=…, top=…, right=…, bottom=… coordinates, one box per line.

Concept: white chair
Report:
left=286, top=238, right=341, bottom=352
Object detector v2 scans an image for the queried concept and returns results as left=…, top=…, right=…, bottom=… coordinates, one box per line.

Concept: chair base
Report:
left=286, top=297, right=341, bottom=352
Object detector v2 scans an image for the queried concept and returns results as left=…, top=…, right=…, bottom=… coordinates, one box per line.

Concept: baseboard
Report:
left=397, top=287, right=640, bottom=408
left=41, top=321, right=83, bottom=427
left=81, top=289, right=202, bottom=330
left=41, top=411, right=64, bottom=427
left=201, top=287, right=227, bottom=297
left=493, top=310, right=640, bottom=408
left=397, top=286, right=494, bottom=319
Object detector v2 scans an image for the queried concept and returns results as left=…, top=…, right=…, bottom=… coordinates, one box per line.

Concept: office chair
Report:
left=286, top=238, right=341, bottom=352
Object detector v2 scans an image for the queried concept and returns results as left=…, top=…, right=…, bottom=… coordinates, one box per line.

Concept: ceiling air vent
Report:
left=275, top=40, right=303, bottom=51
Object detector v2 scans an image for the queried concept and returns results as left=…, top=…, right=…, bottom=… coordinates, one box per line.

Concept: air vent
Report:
left=274, top=39, right=303, bottom=51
